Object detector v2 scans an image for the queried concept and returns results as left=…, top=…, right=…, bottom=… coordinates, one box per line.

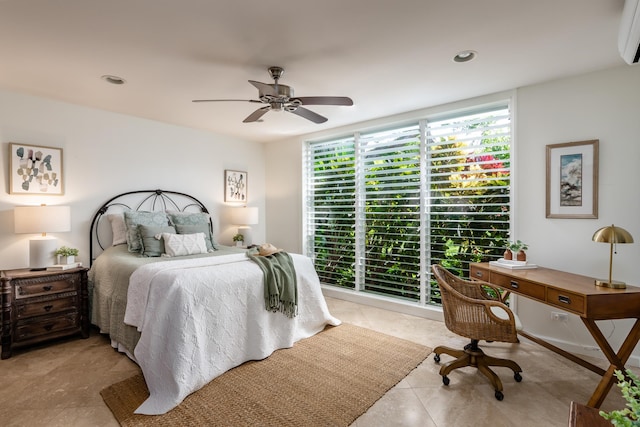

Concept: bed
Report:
left=88, top=190, right=340, bottom=415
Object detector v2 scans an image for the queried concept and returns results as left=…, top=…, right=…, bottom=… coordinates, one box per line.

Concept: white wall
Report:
left=0, top=89, right=265, bottom=269
left=264, top=64, right=640, bottom=362
left=516, top=65, right=640, bottom=358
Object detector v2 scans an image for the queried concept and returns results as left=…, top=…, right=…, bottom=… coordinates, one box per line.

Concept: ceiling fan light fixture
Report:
left=453, top=50, right=477, bottom=63
left=101, top=74, right=126, bottom=85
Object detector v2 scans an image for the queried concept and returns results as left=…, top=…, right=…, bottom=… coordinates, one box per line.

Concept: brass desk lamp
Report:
left=592, top=224, right=634, bottom=288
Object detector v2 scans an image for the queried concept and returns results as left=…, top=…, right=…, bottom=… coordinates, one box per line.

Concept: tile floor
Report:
left=0, top=296, right=628, bottom=426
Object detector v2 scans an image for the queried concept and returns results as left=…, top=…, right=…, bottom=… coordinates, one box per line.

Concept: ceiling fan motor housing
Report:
left=260, top=84, right=293, bottom=102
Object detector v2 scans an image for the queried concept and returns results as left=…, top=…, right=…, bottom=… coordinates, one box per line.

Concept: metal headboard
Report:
left=89, top=189, right=212, bottom=266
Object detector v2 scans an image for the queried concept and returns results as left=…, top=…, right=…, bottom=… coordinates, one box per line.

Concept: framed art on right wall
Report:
left=546, top=139, right=599, bottom=219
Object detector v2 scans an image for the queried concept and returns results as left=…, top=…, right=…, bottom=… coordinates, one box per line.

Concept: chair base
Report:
left=434, top=340, right=522, bottom=400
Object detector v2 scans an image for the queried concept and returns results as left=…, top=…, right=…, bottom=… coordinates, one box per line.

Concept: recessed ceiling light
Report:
left=101, top=75, right=126, bottom=85
left=453, top=50, right=477, bottom=63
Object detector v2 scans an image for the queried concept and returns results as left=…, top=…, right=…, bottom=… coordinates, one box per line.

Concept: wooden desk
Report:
left=568, top=401, right=609, bottom=427
left=470, top=262, right=640, bottom=408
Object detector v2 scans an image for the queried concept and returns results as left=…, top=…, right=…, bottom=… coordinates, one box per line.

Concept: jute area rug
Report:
left=101, top=324, right=432, bottom=427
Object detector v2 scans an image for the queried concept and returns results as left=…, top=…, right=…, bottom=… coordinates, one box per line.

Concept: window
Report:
left=304, top=103, right=512, bottom=306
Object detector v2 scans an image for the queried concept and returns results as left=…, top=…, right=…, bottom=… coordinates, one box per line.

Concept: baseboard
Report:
left=321, top=286, right=640, bottom=368
left=521, top=333, right=640, bottom=368
left=321, top=285, right=444, bottom=322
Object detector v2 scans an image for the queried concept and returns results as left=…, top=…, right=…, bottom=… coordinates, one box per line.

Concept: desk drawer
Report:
left=470, top=265, right=489, bottom=281
left=490, top=272, right=546, bottom=302
left=546, top=288, right=584, bottom=315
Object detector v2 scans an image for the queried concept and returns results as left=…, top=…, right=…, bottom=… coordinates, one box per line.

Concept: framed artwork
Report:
left=546, top=139, right=598, bottom=218
left=224, top=170, right=247, bottom=202
left=9, top=143, right=64, bottom=195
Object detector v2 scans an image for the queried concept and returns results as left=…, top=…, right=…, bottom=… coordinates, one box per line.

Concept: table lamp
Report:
left=592, top=224, right=634, bottom=288
left=231, top=206, right=258, bottom=246
left=15, top=205, right=71, bottom=270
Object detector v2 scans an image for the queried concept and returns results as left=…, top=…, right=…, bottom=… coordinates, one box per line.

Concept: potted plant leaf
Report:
left=600, top=369, right=640, bottom=426
left=54, top=246, right=79, bottom=264
left=507, top=240, right=529, bottom=261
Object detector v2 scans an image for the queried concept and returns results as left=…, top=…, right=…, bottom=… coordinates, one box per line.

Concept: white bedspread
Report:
left=124, top=252, right=340, bottom=415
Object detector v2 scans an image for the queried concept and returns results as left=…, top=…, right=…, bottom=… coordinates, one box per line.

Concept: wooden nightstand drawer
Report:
left=490, top=272, right=546, bottom=302
left=15, top=275, right=77, bottom=299
left=15, top=312, right=79, bottom=341
left=16, top=295, right=77, bottom=319
left=546, top=288, right=584, bottom=315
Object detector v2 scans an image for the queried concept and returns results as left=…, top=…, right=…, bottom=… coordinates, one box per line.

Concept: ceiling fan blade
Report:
left=243, top=106, right=270, bottom=123
left=192, top=99, right=262, bottom=103
left=248, top=80, right=277, bottom=97
left=294, top=96, right=353, bottom=106
left=289, top=106, right=328, bottom=124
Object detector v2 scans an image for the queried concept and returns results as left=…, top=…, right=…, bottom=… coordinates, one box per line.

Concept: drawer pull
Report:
left=43, top=324, right=54, bottom=332
left=475, top=271, right=483, bottom=278
left=510, top=281, right=519, bottom=290
left=558, top=295, right=571, bottom=304
left=43, top=305, right=54, bottom=312
left=42, top=285, right=53, bottom=291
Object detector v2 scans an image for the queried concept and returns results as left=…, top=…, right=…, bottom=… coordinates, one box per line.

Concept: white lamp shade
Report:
left=231, top=207, right=259, bottom=225
left=15, top=206, right=71, bottom=234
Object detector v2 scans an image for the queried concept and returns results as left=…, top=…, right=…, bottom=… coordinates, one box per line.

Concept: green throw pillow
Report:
left=124, top=211, right=170, bottom=253
left=175, top=224, right=217, bottom=251
left=139, top=225, right=176, bottom=257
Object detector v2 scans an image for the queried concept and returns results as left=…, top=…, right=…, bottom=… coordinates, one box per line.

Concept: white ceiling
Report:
left=0, top=0, right=628, bottom=143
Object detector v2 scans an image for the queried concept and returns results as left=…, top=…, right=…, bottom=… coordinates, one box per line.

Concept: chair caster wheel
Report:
left=495, top=390, right=504, bottom=401
left=514, top=372, right=522, bottom=382
left=434, top=354, right=441, bottom=363
left=442, top=376, right=450, bottom=386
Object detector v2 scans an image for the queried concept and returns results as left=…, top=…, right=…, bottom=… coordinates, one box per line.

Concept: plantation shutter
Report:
left=359, top=124, right=422, bottom=299
left=425, top=107, right=511, bottom=293
left=304, top=136, right=357, bottom=289
left=305, top=102, right=511, bottom=307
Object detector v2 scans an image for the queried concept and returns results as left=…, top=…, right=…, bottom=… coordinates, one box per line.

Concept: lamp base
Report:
left=29, top=237, right=58, bottom=270
left=238, top=226, right=253, bottom=247
left=594, top=279, right=626, bottom=289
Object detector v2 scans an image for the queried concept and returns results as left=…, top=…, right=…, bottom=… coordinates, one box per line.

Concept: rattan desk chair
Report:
left=432, top=264, right=523, bottom=400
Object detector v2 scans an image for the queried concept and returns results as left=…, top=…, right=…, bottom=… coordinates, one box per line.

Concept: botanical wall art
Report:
left=9, top=143, right=64, bottom=195
left=546, top=139, right=598, bottom=218
left=224, top=170, right=247, bottom=202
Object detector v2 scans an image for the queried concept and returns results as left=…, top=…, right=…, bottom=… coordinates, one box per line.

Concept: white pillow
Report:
left=107, top=213, right=127, bottom=246
left=160, top=232, right=208, bottom=257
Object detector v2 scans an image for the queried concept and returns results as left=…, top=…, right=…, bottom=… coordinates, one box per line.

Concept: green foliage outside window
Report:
left=308, top=110, right=511, bottom=305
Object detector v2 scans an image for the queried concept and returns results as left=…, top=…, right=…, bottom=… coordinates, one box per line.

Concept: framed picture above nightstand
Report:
left=0, top=267, right=90, bottom=359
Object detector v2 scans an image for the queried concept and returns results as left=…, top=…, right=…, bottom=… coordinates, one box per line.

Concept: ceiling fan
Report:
left=193, top=66, right=353, bottom=124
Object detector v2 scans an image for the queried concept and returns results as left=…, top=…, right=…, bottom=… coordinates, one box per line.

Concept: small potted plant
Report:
left=507, top=240, right=529, bottom=262
left=232, top=233, right=245, bottom=247
left=54, top=246, right=79, bottom=264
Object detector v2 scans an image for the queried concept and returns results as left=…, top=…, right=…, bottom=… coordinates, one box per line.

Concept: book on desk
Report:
left=489, top=259, right=538, bottom=269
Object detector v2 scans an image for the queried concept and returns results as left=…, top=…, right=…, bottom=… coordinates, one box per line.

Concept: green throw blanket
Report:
left=248, top=251, right=298, bottom=318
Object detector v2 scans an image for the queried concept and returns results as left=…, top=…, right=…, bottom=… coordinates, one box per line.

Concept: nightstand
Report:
left=1, top=267, right=90, bottom=359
